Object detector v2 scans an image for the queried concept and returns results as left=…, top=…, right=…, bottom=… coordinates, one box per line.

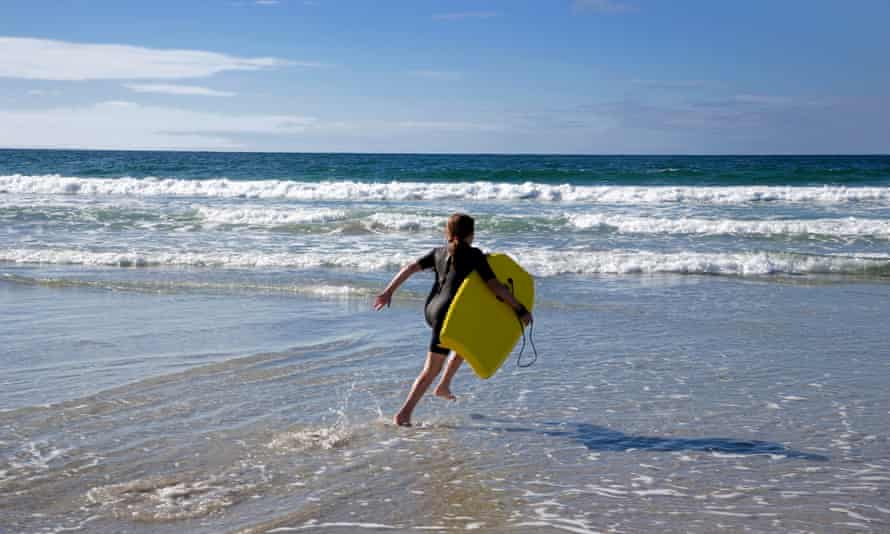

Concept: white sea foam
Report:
left=195, top=205, right=348, bottom=226
left=4, top=174, right=890, bottom=204
left=513, top=249, right=890, bottom=277
left=9, top=192, right=890, bottom=240
left=568, top=214, right=890, bottom=239
left=364, top=212, right=442, bottom=231
left=0, top=273, right=372, bottom=299
left=86, top=475, right=252, bottom=521
left=268, top=426, right=352, bottom=451
left=5, top=440, right=69, bottom=479
left=3, top=246, right=887, bottom=277
left=0, top=247, right=414, bottom=271
left=190, top=205, right=890, bottom=239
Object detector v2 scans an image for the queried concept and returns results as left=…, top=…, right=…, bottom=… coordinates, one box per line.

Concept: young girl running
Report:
left=374, top=213, right=532, bottom=426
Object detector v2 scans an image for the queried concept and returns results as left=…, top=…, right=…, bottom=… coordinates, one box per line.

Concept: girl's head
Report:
left=446, top=213, right=474, bottom=254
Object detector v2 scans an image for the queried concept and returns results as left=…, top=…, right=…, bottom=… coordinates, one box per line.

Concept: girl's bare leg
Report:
left=434, top=353, right=463, bottom=401
left=394, top=352, right=447, bottom=426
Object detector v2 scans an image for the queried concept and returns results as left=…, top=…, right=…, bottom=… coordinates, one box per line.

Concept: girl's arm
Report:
left=374, top=261, right=422, bottom=310
left=485, top=278, right=533, bottom=326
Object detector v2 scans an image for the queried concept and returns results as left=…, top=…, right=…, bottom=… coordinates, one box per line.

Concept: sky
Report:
left=1, top=0, right=888, bottom=154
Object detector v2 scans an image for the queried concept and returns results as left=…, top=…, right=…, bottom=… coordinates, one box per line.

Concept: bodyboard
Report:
left=439, top=253, right=535, bottom=379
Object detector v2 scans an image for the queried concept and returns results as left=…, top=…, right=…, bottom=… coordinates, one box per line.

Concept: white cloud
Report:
left=0, top=101, right=316, bottom=150
left=433, top=12, right=500, bottom=21
left=0, top=37, right=316, bottom=81
left=0, top=98, right=510, bottom=151
left=123, top=84, right=237, bottom=97
left=573, top=0, right=638, bottom=13
left=255, top=0, right=279, bottom=5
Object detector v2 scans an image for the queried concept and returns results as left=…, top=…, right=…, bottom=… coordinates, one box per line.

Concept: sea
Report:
left=1, top=150, right=889, bottom=533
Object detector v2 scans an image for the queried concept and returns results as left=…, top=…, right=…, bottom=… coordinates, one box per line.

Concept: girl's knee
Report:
left=423, top=352, right=447, bottom=374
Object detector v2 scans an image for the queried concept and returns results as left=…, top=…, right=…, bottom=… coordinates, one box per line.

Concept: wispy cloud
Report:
left=0, top=37, right=314, bottom=81
left=631, top=79, right=719, bottom=90
left=433, top=12, right=500, bottom=21
left=410, top=70, right=462, bottom=82
left=255, top=0, right=279, bottom=5
left=583, top=94, right=890, bottom=153
left=27, top=88, right=61, bottom=97
left=123, top=84, right=236, bottom=97
left=573, top=0, right=638, bottom=14
left=731, top=94, right=794, bottom=106
left=592, top=92, right=811, bottom=134
left=0, top=99, right=511, bottom=152
left=0, top=101, right=316, bottom=150
left=392, top=120, right=503, bottom=132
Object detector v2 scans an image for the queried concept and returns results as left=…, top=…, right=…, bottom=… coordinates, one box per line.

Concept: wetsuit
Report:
left=417, top=244, right=496, bottom=355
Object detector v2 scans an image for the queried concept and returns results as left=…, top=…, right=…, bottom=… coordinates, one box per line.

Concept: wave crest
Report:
left=4, top=174, right=890, bottom=204
left=3, top=247, right=888, bottom=278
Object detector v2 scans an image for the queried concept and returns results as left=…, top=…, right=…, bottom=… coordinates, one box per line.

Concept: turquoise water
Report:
left=2, top=150, right=890, bottom=532
left=3, top=150, right=890, bottom=277
left=3, top=150, right=889, bottom=185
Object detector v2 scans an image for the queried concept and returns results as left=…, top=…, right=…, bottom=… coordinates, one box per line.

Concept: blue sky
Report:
left=1, top=0, right=888, bottom=154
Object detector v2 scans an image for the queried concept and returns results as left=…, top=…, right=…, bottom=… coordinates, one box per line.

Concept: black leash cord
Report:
left=516, top=316, right=538, bottom=368
left=507, top=278, right=538, bottom=368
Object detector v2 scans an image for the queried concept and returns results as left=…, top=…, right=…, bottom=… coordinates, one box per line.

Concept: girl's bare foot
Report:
left=393, top=412, right=412, bottom=427
left=434, top=386, right=456, bottom=401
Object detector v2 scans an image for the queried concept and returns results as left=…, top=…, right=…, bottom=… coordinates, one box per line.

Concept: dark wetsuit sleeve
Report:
left=473, top=249, right=496, bottom=281
left=416, top=248, right=436, bottom=270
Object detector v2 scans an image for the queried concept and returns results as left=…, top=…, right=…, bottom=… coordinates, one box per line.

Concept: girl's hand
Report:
left=373, top=291, right=392, bottom=310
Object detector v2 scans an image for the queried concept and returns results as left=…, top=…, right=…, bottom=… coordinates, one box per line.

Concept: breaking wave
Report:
left=3, top=247, right=888, bottom=278
left=4, top=174, right=890, bottom=204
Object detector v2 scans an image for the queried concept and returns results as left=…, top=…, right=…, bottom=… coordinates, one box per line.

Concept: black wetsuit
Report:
left=417, top=244, right=496, bottom=355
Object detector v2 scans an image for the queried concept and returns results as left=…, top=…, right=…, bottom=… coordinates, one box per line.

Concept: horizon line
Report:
left=1, top=147, right=888, bottom=158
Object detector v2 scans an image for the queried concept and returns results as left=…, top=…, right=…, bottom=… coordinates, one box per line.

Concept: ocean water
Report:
left=1, top=150, right=889, bottom=533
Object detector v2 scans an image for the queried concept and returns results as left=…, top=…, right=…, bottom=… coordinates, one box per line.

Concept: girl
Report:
left=374, top=213, right=532, bottom=427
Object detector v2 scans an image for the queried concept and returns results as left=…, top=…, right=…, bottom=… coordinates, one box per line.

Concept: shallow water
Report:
left=2, top=151, right=890, bottom=532
left=2, top=275, right=889, bottom=533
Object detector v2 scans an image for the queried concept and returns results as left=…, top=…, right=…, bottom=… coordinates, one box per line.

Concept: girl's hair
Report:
left=446, top=213, right=474, bottom=257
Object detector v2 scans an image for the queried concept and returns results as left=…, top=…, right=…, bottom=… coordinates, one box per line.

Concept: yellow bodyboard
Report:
left=439, top=254, right=535, bottom=379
